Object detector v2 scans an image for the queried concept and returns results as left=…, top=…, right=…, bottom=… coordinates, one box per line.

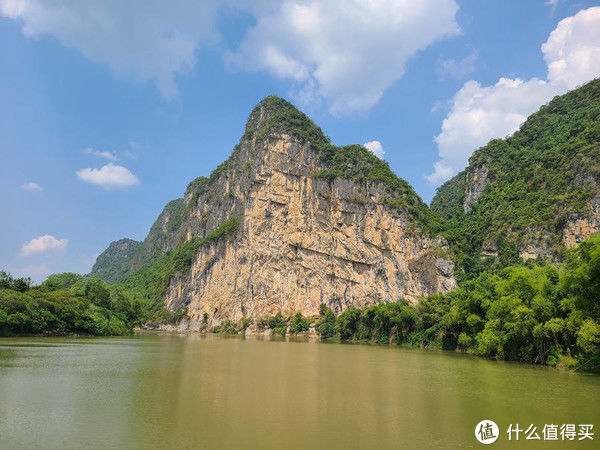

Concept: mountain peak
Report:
left=244, top=96, right=330, bottom=148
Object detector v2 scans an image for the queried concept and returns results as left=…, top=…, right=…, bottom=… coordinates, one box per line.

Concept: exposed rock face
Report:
left=463, top=165, right=491, bottom=213
left=165, top=132, right=455, bottom=324
left=563, top=194, right=600, bottom=249
left=93, top=97, right=456, bottom=326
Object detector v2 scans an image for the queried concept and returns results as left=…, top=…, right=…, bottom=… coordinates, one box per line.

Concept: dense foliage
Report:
left=0, top=271, right=32, bottom=292
left=429, top=170, right=466, bottom=221
left=0, top=275, right=142, bottom=336
left=89, top=239, right=141, bottom=284
left=316, top=234, right=600, bottom=373
left=432, top=78, right=600, bottom=277
left=289, top=311, right=311, bottom=334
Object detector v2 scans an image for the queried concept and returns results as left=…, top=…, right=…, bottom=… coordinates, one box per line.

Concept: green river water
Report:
left=0, top=334, right=598, bottom=449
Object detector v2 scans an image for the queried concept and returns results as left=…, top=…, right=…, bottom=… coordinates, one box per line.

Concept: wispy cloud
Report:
left=21, top=181, right=42, bottom=191
left=437, top=51, right=477, bottom=80
left=545, top=0, right=560, bottom=13
left=83, top=147, right=117, bottom=161
left=76, top=163, right=140, bottom=190
left=21, top=235, right=68, bottom=256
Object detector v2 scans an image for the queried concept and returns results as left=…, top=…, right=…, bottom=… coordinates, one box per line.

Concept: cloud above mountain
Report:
left=228, top=0, right=460, bottom=115
left=76, top=163, right=140, bottom=190
left=1, top=0, right=459, bottom=113
left=0, top=0, right=221, bottom=99
left=21, top=235, right=68, bottom=256
left=428, top=6, right=600, bottom=184
left=364, top=141, right=385, bottom=159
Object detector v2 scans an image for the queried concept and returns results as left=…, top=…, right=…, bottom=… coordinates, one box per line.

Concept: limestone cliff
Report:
left=95, top=96, right=456, bottom=325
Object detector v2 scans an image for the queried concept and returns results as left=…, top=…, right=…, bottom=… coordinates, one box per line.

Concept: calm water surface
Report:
left=0, top=334, right=599, bottom=449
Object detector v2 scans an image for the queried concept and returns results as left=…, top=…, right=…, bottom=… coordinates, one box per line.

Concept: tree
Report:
left=317, top=304, right=336, bottom=339
left=39, top=272, right=82, bottom=292
left=561, top=234, right=600, bottom=320
left=290, top=312, right=310, bottom=333
left=84, top=278, right=111, bottom=309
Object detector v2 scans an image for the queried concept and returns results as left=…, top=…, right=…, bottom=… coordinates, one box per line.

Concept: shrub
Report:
left=316, top=304, right=336, bottom=339
left=289, top=312, right=310, bottom=334
left=268, top=311, right=287, bottom=336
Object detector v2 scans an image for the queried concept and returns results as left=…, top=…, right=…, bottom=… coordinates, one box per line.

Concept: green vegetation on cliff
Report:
left=89, top=238, right=141, bottom=284
left=316, top=233, right=600, bottom=373
left=114, top=216, right=241, bottom=315
left=432, top=78, right=600, bottom=276
left=90, top=199, right=186, bottom=285
left=247, top=95, right=331, bottom=148
left=171, top=217, right=241, bottom=272
left=429, top=170, right=466, bottom=221
left=249, top=96, right=441, bottom=233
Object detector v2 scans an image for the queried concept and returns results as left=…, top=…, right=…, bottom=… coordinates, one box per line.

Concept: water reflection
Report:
left=0, top=335, right=598, bottom=449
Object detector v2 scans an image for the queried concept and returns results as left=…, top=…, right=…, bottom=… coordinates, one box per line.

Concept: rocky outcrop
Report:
left=563, top=194, right=600, bottom=249
left=463, top=165, right=491, bottom=213
left=164, top=132, right=455, bottom=324
left=93, top=97, right=456, bottom=326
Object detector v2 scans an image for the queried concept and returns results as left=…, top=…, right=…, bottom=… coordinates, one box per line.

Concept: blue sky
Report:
left=1, top=0, right=599, bottom=281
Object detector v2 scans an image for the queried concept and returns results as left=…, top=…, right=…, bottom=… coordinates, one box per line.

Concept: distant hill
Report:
left=89, top=238, right=140, bottom=284
left=431, top=78, right=600, bottom=268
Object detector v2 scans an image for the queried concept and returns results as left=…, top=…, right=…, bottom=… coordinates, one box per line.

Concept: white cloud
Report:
left=543, top=7, right=600, bottom=88
left=427, top=161, right=457, bottom=185
left=21, top=235, right=68, bottom=256
left=227, top=0, right=460, bottom=115
left=83, top=147, right=117, bottom=161
left=364, top=140, right=384, bottom=159
left=428, top=7, right=600, bottom=184
left=1, top=1, right=460, bottom=111
left=437, top=51, right=477, bottom=80
left=21, top=181, right=42, bottom=191
left=0, top=0, right=221, bottom=99
left=76, top=163, right=140, bottom=189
